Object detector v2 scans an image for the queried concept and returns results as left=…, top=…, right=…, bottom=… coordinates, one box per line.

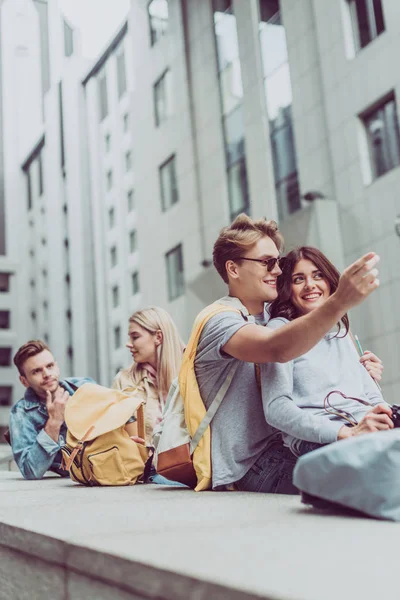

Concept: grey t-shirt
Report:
left=194, top=306, right=277, bottom=489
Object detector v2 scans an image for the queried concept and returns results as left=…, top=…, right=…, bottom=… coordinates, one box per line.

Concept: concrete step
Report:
left=0, top=472, right=399, bottom=600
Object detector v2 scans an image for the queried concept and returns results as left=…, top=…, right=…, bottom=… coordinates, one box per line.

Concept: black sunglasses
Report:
left=236, top=256, right=285, bottom=272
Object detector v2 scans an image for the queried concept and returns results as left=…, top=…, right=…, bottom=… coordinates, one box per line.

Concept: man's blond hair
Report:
left=213, top=213, right=283, bottom=283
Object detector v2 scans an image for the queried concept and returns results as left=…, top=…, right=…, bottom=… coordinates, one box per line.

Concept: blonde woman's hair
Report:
left=128, top=307, right=185, bottom=397
left=213, top=213, right=284, bottom=283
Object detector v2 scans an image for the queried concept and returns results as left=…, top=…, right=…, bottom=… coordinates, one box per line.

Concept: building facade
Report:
left=1, top=0, right=399, bottom=416
left=125, top=0, right=400, bottom=401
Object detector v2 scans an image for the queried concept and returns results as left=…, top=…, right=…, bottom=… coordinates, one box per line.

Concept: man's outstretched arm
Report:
left=223, top=253, right=380, bottom=364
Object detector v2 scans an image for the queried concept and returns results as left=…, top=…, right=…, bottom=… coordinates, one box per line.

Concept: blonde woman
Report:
left=112, top=307, right=185, bottom=485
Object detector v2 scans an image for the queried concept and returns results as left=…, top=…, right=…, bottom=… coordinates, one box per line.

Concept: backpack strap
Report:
left=190, top=359, right=238, bottom=453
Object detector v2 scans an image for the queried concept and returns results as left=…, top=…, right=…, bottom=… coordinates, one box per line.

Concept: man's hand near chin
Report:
left=44, top=387, right=70, bottom=442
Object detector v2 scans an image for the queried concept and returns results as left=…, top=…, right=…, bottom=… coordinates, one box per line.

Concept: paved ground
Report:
left=0, top=472, right=399, bottom=600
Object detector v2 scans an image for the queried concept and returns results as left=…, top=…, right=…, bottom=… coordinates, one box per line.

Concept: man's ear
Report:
left=19, top=374, right=29, bottom=389
left=155, top=330, right=163, bottom=347
left=225, top=259, right=240, bottom=280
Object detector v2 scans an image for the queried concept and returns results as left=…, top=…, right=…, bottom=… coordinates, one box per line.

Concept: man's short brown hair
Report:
left=14, top=340, right=50, bottom=376
left=213, top=213, right=284, bottom=283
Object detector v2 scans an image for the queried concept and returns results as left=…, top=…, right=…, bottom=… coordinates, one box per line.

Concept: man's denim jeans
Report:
left=235, top=439, right=322, bottom=494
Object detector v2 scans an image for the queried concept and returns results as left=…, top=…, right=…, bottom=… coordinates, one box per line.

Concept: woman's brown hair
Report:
left=269, top=246, right=349, bottom=337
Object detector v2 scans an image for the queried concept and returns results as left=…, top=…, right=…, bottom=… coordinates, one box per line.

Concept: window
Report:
left=38, top=152, right=44, bottom=196
left=30, top=278, right=36, bottom=289
left=258, top=1, right=300, bottom=220
left=29, top=249, right=35, bottom=257
left=154, top=69, right=171, bottom=127
left=129, top=230, right=137, bottom=253
left=27, top=170, right=32, bottom=211
left=105, top=133, right=111, bottom=153
left=127, top=190, right=134, bottom=212
left=148, top=0, right=168, bottom=46
left=0, top=311, right=10, bottom=329
left=110, top=246, right=117, bottom=267
left=114, top=326, right=121, bottom=349
left=64, top=20, right=74, bottom=57
left=0, top=386, right=12, bottom=407
left=0, top=274, right=10, bottom=292
left=109, top=207, right=115, bottom=229
left=98, top=69, right=108, bottom=121
left=166, top=244, right=184, bottom=301
left=131, top=271, right=140, bottom=295
left=348, top=0, right=385, bottom=51
left=213, top=1, right=250, bottom=220
left=0, top=348, right=12, bottom=367
left=112, top=285, right=119, bottom=308
left=363, top=95, right=400, bottom=179
left=106, top=170, right=113, bottom=190
left=125, top=150, right=132, bottom=172
left=160, top=155, right=178, bottom=211
left=116, top=47, right=127, bottom=98
left=123, top=113, right=129, bottom=133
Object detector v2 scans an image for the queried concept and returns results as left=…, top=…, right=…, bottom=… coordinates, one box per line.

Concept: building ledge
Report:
left=0, top=473, right=398, bottom=599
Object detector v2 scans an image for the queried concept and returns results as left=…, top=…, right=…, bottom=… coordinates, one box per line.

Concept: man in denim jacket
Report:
left=9, top=340, right=94, bottom=479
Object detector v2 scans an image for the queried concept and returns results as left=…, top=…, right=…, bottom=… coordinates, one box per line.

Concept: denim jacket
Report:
left=9, top=377, right=94, bottom=480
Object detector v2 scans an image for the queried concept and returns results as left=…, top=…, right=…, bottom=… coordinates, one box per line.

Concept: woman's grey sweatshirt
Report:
left=262, top=317, right=385, bottom=456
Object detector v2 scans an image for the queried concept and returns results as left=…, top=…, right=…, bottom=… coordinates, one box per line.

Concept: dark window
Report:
left=125, top=151, right=132, bottom=172
left=160, top=155, right=178, bottom=211
left=131, top=271, right=140, bottom=295
left=258, top=2, right=300, bottom=220
left=0, top=274, right=10, bottom=292
left=116, top=48, right=127, bottom=98
left=106, top=170, right=113, bottom=190
left=0, top=386, right=12, bottom=407
left=98, top=70, right=108, bottom=121
left=349, top=0, right=385, bottom=51
left=0, top=311, right=10, bottom=329
left=59, top=81, right=65, bottom=175
left=112, top=285, right=119, bottom=308
left=363, top=95, right=400, bottom=179
left=105, top=133, right=111, bottom=152
left=64, top=20, right=74, bottom=57
left=27, top=170, right=32, bottom=211
left=123, top=113, right=129, bottom=133
left=0, top=348, right=12, bottom=367
left=109, top=207, right=115, bottom=229
left=213, top=0, right=250, bottom=221
left=114, top=326, right=121, bottom=349
left=227, top=158, right=250, bottom=220
left=148, top=0, right=168, bottom=46
left=38, top=152, right=44, bottom=196
left=110, top=246, right=117, bottom=267
left=154, top=69, right=171, bottom=127
left=129, top=230, right=137, bottom=254
left=127, top=190, right=134, bottom=212
left=165, top=244, right=184, bottom=301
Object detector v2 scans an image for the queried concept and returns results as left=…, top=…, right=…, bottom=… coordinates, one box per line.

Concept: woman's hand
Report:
left=359, top=351, right=384, bottom=382
left=338, top=404, right=393, bottom=439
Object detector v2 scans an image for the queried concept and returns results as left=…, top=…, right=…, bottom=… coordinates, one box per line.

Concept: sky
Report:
left=59, top=0, right=130, bottom=59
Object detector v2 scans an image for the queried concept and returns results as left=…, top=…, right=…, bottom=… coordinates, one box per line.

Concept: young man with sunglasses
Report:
left=193, top=214, right=381, bottom=493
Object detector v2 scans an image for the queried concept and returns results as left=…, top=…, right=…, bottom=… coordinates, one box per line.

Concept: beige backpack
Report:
left=61, top=383, right=148, bottom=486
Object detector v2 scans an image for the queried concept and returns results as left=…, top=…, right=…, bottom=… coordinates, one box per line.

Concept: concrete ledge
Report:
left=0, top=472, right=399, bottom=600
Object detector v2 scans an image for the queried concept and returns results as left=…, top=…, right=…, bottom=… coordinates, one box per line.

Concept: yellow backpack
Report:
left=61, top=383, right=148, bottom=486
left=154, top=298, right=251, bottom=491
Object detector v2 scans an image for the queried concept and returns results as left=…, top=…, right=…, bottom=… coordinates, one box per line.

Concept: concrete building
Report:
left=1, top=0, right=399, bottom=416
left=83, top=22, right=136, bottom=385
left=124, top=0, right=400, bottom=402
left=0, top=0, right=97, bottom=418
